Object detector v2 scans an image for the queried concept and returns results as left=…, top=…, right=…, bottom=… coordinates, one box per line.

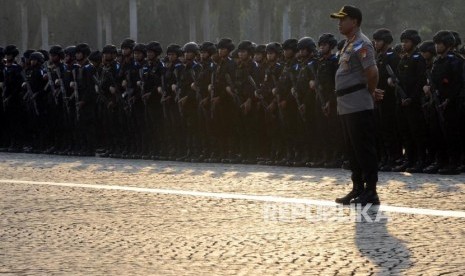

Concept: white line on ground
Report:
left=1, top=179, right=465, bottom=218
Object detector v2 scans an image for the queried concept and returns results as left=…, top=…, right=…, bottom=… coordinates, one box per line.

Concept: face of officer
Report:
left=200, top=51, right=210, bottom=62
left=147, top=51, right=157, bottom=61
left=122, top=48, right=132, bottom=57
left=254, top=53, right=265, bottom=63
left=76, top=52, right=84, bottom=62
left=420, top=51, right=433, bottom=61
left=167, top=52, right=178, bottom=63
left=283, top=49, right=294, bottom=60
left=338, top=16, right=358, bottom=36
left=401, top=39, right=414, bottom=53
left=50, top=54, right=61, bottom=64
left=133, top=51, right=145, bottom=62
left=319, top=43, right=331, bottom=56
left=435, top=42, right=447, bottom=55
left=218, top=48, right=229, bottom=59
left=266, top=52, right=277, bottom=63
left=184, top=51, right=196, bottom=62
left=374, top=40, right=385, bottom=52
left=238, top=50, right=250, bottom=62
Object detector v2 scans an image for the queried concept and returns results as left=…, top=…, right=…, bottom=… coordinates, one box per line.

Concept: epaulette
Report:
left=329, top=54, right=338, bottom=61
left=386, top=52, right=394, bottom=56
left=293, top=64, right=299, bottom=70
left=353, top=40, right=364, bottom=51
left=116, top=63, right=121, bottom=70
left=174, top=63, right=183, bottom=68
left=412, top=54, right=420, bottom=59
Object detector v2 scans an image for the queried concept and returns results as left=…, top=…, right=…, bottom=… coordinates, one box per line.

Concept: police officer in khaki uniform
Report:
left=330, top=6, right=382, bottom=205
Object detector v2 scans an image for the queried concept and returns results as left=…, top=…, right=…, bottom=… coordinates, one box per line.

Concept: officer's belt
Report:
left=335, top=83, right=366, bottom=97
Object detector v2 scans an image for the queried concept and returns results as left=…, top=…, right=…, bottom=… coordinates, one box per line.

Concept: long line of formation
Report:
left=1, top=28, right=465, bottom=175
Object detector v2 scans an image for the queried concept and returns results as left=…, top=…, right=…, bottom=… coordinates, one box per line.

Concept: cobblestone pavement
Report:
left=1, top=153, right=464, bottom=275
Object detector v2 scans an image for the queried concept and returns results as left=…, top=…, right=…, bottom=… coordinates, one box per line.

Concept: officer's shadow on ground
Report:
left=355, top=206, right=412, bottom=275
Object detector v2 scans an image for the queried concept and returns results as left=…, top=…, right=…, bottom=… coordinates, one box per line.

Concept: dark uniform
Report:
left=314, top=33, right=342, bottom=168
left=372, top=29, right=402, bottom=171
left=426, top=31, right=464, bottom=174
left=72, top=43, right=97, bottom=156
left=393, top=30, right=428, bottom=173
left=2, top=45, right=24, bottom=151
left=142, top=41, right=165, bottom=160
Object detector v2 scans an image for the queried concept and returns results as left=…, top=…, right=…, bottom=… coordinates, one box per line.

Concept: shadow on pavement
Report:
left=355, top=206, right=412, bottom=275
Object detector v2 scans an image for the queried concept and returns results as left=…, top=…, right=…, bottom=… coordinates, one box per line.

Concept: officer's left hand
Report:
left=109, top=86, right=116, bottom=94
left=439, top=99, right=449, bottom=110
left=372, top=88, right=384, bottom=102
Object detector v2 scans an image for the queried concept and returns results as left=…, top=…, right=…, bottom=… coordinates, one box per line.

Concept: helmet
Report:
left=133, top=43, right=147, bottom=55
left=146, top=41, right=163, bottom=55
left=265, top=42, right=283, bottom=54
left=433, top=30, right=456, bottom=48
left=75, top=43, right=91, bottom=56
left=102, top=44, right=117, bottom=54
left=418, top=40, right=436, bottom=55
left=372, top=28, right=393, bottom=44
left=38, top=49, right=49, bottom=61
left=4, top=45, right=19, bottom=57
left=237, top=40, right=254, bottom=54
left=255, top=44, right=266, bottom=55
left=120, top=38, right=136, bottom=50
left=451, top=31, right=461, bottom=47
left=30, top=51, right=45, bottom=63
left=199, top=41, right=216, bottom=56
left=400, top=29, right=421, bottom=45
left=318, top=33, right=338, bottom=49
left=23, top=49, right=35, bottom=60
left=64, top=46, right=76, bottom=57
left=217, top=38, right=235, bottom=52
left=282, top=39, right=298, bottom=52
left=88, top=51, right=102, bottom=63
left=297, top=37, right=317, bottom=52
left=183, top=42, right=200, bottom=54
left=49, top=45, right=64, bottom=58
left=166, top=44, right=183, bottom=56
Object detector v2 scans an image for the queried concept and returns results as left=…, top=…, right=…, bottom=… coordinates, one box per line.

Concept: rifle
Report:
left=386, top=64, right=408, bottom=100
left=20, top=70, right=40, bottom=116
left=289, top=66, right=306, bottom=122
left=190, top=68, right=202, bottom=101
left=55, top=65, right=70, bottom=115
left=225, top=73, right=241, bottom=107
left=309, top=62, right=328, bottom=112
left=426, top=70, right=446, bottom=134
left=122, top=70, right=134, bottom=113
left=45, top=62, right=58, bottom=105
left=71, top=68, right=80, bottom=122
left=138, top=67, right=147, bottom=105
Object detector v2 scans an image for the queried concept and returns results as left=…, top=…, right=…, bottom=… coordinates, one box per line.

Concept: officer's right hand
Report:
left=70, top=82, right=76, bottom=88
left=171, top=84, right=177, bottom=92
left=55, top=79, right=61, bottom=86
left=387, top=77, right=395, bottom=87
left=22, top=82, right=27, bottom=88
left=423, top=85, right=431, bottom=97
left=272, top=88, right=277, bottom=95
left=208, top=84, right=213, bottom=92
left=109, top=86, right=116, bottom=94
left=401, top=98, right=412, bottom=106
left=309, top=80, right=316, bottom=90
left=121, top=80, right=127, bottom=88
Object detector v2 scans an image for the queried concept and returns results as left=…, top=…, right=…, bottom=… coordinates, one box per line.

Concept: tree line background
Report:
left=1, top=0, right=464, bottom=53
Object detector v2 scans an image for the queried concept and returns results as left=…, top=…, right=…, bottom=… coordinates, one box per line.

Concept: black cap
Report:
left=330, top=5, right=362, bottom=24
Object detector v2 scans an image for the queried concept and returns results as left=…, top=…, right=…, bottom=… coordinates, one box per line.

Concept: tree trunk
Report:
left=188, top=1, right=196, bottom=41
left=20, top=0, right=28, bottom=52
left=104, top=11, right=112, bottom=45
left=202, top=0, right=210, bottom=41
left=40, top=4, right=49, bottom=50
left=129, top=0, right=138, bottom=41
left=282, top=3, right=290, bottom=41
left=96, top=0, right=103, bottom=49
